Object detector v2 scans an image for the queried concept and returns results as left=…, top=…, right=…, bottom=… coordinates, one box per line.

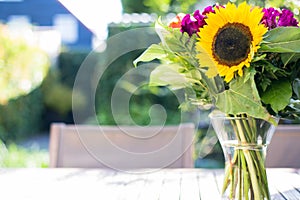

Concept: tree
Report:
left=121, top=0, right=299, bottom=21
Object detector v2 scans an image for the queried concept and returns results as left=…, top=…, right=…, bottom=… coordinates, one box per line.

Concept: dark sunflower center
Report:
left=212, top=23, right=252, bottom=67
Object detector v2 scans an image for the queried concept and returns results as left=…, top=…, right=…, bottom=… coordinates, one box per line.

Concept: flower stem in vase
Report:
left=211, top=114, right=278, bottom=200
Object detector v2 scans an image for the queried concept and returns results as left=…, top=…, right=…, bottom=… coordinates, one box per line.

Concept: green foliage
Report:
left=261, top=80, right=292, bottom=112
left=58, top=51, right=93, bottom=87
left=144, top=0, right=172, bottom=13
left=41, top=51, right=99, bottom=125
left=253, top=28, right=300, bottom=120
left=294, top=78, right=300, bottom=98
left=121, top=0, right=150, bottom=13
left=0, top=23, right=50, bottom=142
left=133, top=44, right=167, bottom=66
left=0, top=87, right=44, bottom=143
left=149, top=63, right=188, bottom=88
left=41, top=69, right=86, bottom=116
left=121, top=0, right=299, bottom=20
left=41, top=69, right=72, bottom=115
left=215, top=69, right=273, bottom=122
left=92, top=92, right=181, bottom=126
left=260, top=27, right=300, bottom=53
left=121, top=0, right=198, bottom=14
left=0, top=24, right=50, bottom=105
left=94, top=49, right=183, bottom=125
left=0, top=141, right=48, bottom=167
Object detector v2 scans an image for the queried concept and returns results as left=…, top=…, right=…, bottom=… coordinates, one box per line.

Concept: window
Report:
left=53, top=14, right=78, bottom=44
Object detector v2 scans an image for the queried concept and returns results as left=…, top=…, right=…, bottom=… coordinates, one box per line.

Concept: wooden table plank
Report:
left=198, top=169, right=221, bottom=199
left=0, top=168, right=114, bottom=200
left=136, top=170, right=165, bottom=200
left=268, top=169, right=300, bottom=200
left=0, top=168, right=299, bottom=200
left=116, top=172, right=150, bottom=200
left=180, top=170, right=200, bottom=200
left=212, top=168, right=224, bottom=193
left=158, top=170, right=181, bottom=200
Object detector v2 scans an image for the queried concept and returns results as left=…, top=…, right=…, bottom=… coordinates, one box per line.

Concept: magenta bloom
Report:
left=278, top=9, right=299, bottom=27
left=262, top=7, right=299, bottom=29
left=193, top=10, right=206, bottom=27
left=202, top=6, right=215, bottom=15
left=181, top=14, right=199, bottom=36
left=181, top=10, right=206, bottom=36
left=180, top=6, right=215, bottom=37
left=261, top=8, right=280, bottom=29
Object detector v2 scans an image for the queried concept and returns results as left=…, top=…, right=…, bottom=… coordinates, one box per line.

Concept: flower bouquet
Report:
left=134, top=1, right=300, bottom=199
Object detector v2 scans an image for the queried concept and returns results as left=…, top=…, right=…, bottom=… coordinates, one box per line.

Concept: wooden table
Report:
left=0, top=168, right=299, bottom=200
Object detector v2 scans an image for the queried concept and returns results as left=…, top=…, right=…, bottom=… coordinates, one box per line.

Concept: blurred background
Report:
left=0, top=0, right=299, bottom=168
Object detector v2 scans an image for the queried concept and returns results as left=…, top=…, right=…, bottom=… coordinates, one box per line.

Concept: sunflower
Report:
left=196, top=2, right=268, bottom=82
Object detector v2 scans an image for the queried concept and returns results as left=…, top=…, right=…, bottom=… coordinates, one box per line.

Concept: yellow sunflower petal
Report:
left=217, top=65, right=229, bottom=76
left=238, top=68, right=244, bottom=77
left=224, top=72, right=234, bottom=82
left=196, top=45, right=218, bottom=77
left=223, top=2, right=236, bottom=23
left=249, top=7, right=264, bottom=25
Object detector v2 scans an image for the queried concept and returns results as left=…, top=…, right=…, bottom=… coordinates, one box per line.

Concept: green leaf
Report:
left=149, top=63, right=188, bottom=89
left=260, top=27, right=300, bottom=53
left=293, top=78, right=300, bottom=99
left=155, top=17, right=172, bottom=48
left=281, top=53, right=300, bottom=67
left=215, top=70, right=271, bottom=121
left=261, top=79, right=292, bottom=112
left=164, top=30, right=199, bottom=67
left=133, top=44, right=167, bottom=67
left=260, top=41, right=300, bottom=53
left=263, top=27, right=300, bottom=43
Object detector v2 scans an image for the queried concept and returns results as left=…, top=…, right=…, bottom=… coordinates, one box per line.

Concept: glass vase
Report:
left=209, top=112, right=279, bottom=200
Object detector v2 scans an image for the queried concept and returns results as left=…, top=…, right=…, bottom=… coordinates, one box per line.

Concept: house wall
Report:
left=0, top=0, right=93, bottom=50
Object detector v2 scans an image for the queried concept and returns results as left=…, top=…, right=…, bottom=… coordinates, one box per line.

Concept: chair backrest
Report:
left=266, top=124, right=300, bottom=168
left=49, top=123, right=195, bottom=169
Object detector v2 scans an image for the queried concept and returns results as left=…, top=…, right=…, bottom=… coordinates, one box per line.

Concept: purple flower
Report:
left=262, top=7, right=299, bottom=29
left=202, top=6, right=215, bottom=15
left=261, top=8, right=280, bottom=29
left=180, top=5, right=224, bottom=37
left=277, top=9, right=299, bottom=27
left=181, top=10, right=207, bottom=36
left=193, top=10, right=206, bottom=27
left=181, top=14, right=198, bottom=36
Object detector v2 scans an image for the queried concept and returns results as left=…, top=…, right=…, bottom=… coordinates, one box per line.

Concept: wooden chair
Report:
left=266, top=124, right=300, bottom=168
left=49, top=123, right=195, bottom=169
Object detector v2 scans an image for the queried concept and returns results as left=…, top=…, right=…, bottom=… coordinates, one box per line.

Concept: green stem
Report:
left=222, top=115, right=271, bottom=200
left=242, top=150, right=262, bottom=199
left=235, top=119, right=263, bottom=200
left=240, top=151, right=250, bottom=200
